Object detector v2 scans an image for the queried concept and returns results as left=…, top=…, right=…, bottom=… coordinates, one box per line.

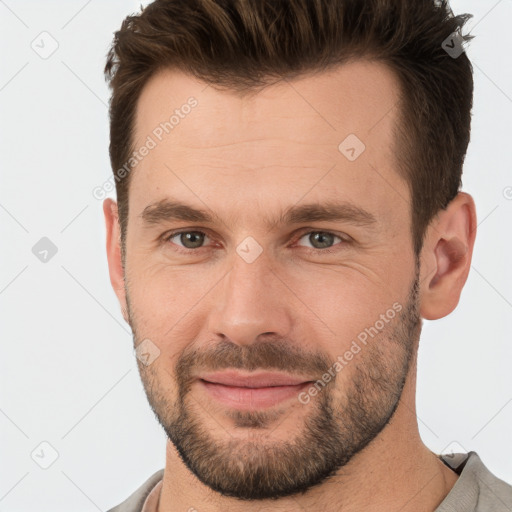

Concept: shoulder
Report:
left=106, top=469, right=165, bottom=512
left=436, top=452, right=512, bottom=511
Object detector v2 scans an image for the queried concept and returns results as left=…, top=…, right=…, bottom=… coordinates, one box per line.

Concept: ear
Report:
left=103, top=198, right=129, bottom=323
left=419, top=192, right=477, bottom=320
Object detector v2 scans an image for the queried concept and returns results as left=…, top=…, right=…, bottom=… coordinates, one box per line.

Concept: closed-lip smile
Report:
left=197, top=370, right=314, bottom=409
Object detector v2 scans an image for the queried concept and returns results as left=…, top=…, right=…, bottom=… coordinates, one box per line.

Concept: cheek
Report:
left=127, top=259, right=209, bottom=316
left=284, top=265, right=402, bottom=336
left=126, top=262, right=218, bottom=359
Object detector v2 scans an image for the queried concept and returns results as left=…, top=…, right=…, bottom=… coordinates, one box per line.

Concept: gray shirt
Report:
left=107, top=452, right=512, bottom=511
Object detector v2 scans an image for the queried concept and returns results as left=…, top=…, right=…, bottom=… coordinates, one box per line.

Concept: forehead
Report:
left=129, top=60, right=408, bottom=230
left=134, top=60, right=401, bottom=147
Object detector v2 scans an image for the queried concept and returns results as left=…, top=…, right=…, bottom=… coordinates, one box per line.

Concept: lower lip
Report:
left=199, top=380, right=312, bottom=409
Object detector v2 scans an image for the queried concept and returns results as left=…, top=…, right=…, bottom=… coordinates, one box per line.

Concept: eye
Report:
left=164, top=230, right=212, bottom=252
left=294, top=231, right=347, bottom=253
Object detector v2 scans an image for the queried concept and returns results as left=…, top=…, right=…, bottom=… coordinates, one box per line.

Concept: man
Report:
left=103, top=0, right=512, bottom=511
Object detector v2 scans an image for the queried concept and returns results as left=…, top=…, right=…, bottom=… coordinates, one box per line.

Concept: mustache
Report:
left=174, top=337, right=332, bottom=386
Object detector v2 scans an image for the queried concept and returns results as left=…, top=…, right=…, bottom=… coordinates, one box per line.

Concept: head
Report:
left=103, top=0, right=477, bottom=501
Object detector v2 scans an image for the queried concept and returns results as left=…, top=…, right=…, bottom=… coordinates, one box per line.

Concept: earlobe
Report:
left=419, top=192, right=477, bottom=320
left=103, top=198, right=128, bottom=322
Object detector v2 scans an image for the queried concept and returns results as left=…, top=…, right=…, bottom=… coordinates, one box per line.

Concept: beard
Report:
left=126, top=263, right=421, bottom=501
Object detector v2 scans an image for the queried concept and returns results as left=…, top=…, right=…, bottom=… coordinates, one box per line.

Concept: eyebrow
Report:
left=140, top=198, right=378, bottom=230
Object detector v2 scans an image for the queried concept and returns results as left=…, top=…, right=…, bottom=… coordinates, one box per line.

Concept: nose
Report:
left=206, top=250, right=294, bottom=347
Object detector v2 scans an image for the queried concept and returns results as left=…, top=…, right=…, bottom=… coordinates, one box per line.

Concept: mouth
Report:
left=197, top=371, right=314, bottom=409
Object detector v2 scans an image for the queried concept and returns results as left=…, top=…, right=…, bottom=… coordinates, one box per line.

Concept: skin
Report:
left=104, top=60, right=477, bottom=511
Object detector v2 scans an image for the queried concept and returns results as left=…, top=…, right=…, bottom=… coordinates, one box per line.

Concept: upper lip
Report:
left=199, top=371, right=313, bottom=388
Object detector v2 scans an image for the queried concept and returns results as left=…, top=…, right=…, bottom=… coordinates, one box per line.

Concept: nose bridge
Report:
left=207, top=247, right=293, bottom=346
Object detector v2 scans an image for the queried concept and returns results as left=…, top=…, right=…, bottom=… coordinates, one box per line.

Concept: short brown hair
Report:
left=104, top=0, right=474, bottom=258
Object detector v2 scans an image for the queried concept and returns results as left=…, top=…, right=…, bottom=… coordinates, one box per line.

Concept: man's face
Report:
left=122, top=61, right=422, bottom=499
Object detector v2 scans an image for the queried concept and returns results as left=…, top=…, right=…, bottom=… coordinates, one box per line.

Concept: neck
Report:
left=157, top=357, right=458, bottom=512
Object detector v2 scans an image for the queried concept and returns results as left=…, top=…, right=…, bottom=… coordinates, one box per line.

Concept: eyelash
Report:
left=161, top=229, right=350, bottom=255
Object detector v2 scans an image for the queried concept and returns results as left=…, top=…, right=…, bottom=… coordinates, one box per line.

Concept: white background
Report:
left=0, top=1, right=511, bottom=510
